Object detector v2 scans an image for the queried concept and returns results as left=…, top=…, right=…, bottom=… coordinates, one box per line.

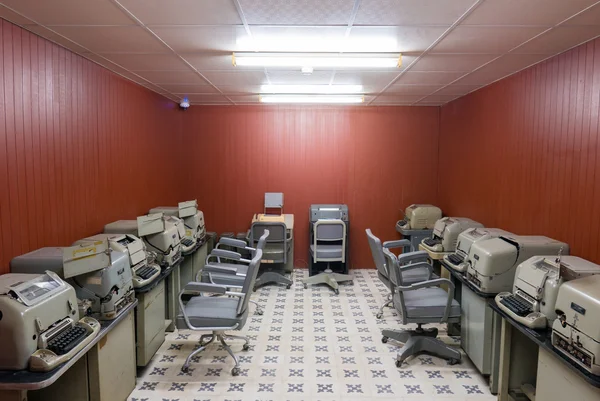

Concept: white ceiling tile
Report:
left=448, top=54, right=548, bottom=86
left=395, top=71, right=467, bottom=85
left=411, top=54, right=500, bottom=72
left=0, top=5, right=36, bottom=25
left=132, top=70, right=209, bottom=85
left=181, top=54, right=242, bottom=71
left=355, top=0, right=478, bottom=26
left=1, top=0, right=134, bottom=25
left=419, top=94, right=461, bottom=103
left=201, top=71, right=267, bottom=86
left=435, top=84, right=482, bottom=95
left=348, top=26, right=448, bottom=53
left=513, top=25, right=600, bottom=54
left=246, top=26, right=348, bottom=51
left=217, top=85, right=263, bottom=94
left=24, top=25, right=90, bottom=54
left=463, top=0, right=597, bottom=26
left=100, top=53, right=190, bottom=70
left=370, top=94, right=424, bottom=104
left=333, top=71, right=400, bottom=87
left=238, top=0, right=355, bottom=25
left=151, top=25, right=246, bottom=52
left=50, top=26, right=167, bottom=53
left=432, top=26, right=547, bottom=54
left=563, top=3, right=600, bottom=25
left=186, top=94, right=231, bottom=104
left=119, top=0, right=242, bottom=25
left=267, top=70, right=332, bottom=85
left=159, top=84, right=220, bottom=94
left=385, top=85, right=443, bottom=95
left=416, top=101, right=443, bottom=106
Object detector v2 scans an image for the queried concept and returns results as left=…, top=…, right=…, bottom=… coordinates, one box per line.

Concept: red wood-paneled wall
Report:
left=182, top=105, right=440, bottom=268
left=439, top=37, right=600, bottom=263
left=0, top=20, right=183, bottom=273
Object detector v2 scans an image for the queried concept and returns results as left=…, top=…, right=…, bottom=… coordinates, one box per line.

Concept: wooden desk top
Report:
left=252, top=213, right=294, bottom=230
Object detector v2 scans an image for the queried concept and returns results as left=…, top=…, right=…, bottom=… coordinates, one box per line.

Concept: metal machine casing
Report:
left=444, top=228, right=513, bottom=272
left=310, top=204, right=349, bottom=222
left=421, top=217, right=484, bottom=253
left=397, top=204, right=442, bottom=230
left=0, top=272, right=78, bottom=370
left=104, top=219, right=181, bottom=268
left=467, top=236, right=569, bottom=295
left=552, top=274, right=600, bottom=375
left=10, top=247, right=134, bottom=320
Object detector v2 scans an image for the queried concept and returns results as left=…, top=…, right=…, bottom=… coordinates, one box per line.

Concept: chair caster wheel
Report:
left=381, top=336, right=388, bottom=344
left=287, top=284, right=292, bottom=289
left=181, top=365, right=189, bottom=373
left=256, top=309, right=264, bottom=316
left=303, top=283, right=308, bottom=289
left=242, top=344, right=250, bottom=351
left=376, top=313, right=383, bottom=319
left=334, top=289, right=339, bottom=295
left=231, top=367, right=240, bottom=376
left=395, top=360, right=403, bottom=368
left=447, top=358, right=460, bottom=366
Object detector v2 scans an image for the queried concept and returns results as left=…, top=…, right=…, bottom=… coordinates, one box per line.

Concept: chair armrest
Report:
left=399, top=261, right=433, bottom=274
left=183, top=282, right=227, bottom=294
left=203, top=264, right=238, bottom=275
left=210, top=249, right=241, bottom=260
left=383, top=239, right=411, bottom=250
left=218, top=237, right=248, bottom=249
left=397, top=251, right=429, bottom=265
left=397, top=278, right=455, bottom=322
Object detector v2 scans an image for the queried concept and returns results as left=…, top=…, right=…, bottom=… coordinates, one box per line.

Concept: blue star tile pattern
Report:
left=398, top=370, right=416, bottom=379
left=287, top=383, right=304, bottom=393
left=343, top=369, right=359, bottom=378
left=454, top=370, right=472, bottom=379
left=427, top=370, right=443, bottom=379
left=261, top=369, right=276, bottom=377
left=289, top=369, right=304, bottom=377
left=346, top=384, right=363, bottom=393
left=435, top=384, right=454, bottom=394
left=317, top=383, right=334, bottom=393
left=205, top=368, right=222, bottom=377
left=227, top=383, right=245, bottom=392
left=376, top=384, right=394, bottom=394
left=139, top=382, right=158, bottom=391
left=290, top=356, right=304, bottom=363
left=316, top=369, right=332, bottom=378
left=258, top=383, right=274, bottom=392
left=371, top=369, right=387, bottom=378
left=464, top=385, right=484, bottom=394
left=405, top=384, right=424, bottom=394
left=197, top=383, right=217, bottom=392
left=150, top=367, right=168, bottom=376
left=168, top=383, right=187, bottom=392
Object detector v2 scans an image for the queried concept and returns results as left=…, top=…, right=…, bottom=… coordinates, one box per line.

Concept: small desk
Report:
left=491, top=302, right=600, bottom=401
left=396, top=224, right=433, bottom=252
left=0, top=301, right=137, bottom=401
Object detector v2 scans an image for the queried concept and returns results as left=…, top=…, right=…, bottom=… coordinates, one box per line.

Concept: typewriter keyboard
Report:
left=500, top=295, right=533, bottom=317
left=136, top=266, right=159, bottom=280
left=447, top=253, right=464, bottom=265
left=423, top=238, right=441, bottom=247
left=181, top=238, right=194, bottom=247
left=48, top=325, right=88, bottom=355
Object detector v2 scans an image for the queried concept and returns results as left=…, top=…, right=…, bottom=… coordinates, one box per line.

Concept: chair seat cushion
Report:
left=309, top=244, right=343, bottom=260
left=394, top=288, right=460, bottom=319
left=262, top=243, right=290, bottom=261
left=181, top=296, right=246, bottom=328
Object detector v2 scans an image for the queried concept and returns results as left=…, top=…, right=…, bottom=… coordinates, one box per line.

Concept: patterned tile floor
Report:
left=129, top=269, right=495, bottom=401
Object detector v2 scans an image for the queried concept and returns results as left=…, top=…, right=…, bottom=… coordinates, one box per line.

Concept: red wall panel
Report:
left=182, top=105, right=440, bottom=268
left=0, top=20, right=183, bottom=273
left=438, top=37, right=600, bottom=263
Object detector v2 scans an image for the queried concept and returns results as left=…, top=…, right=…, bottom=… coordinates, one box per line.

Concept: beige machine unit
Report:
left=396, top=204, right=442, bottom=230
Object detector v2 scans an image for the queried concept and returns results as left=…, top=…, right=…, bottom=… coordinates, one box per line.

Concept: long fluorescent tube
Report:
left=237, top=36, right=398, bottom=53
left=261, top=84, right=363, bottom=94
left=234, top=53, right=401, bottom=69
left=260, top=95, right=364, bottom=104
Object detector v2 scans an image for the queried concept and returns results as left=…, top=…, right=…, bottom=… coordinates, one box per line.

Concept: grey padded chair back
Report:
left=315, top=220, right=345, bottom=240
left=250, top=222, right=287, bottom=263
left=366, top=229, right=389, bottom=281
left=254, top=229, right=270, bottom=255
left=238, top=248, right=263, bottom=315
left=313, top=219, right=346, bottom=263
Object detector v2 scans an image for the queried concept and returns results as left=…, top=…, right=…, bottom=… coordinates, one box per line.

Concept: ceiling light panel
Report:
left=348, top=26, right=449, bottom=53
left=354, top=0, right=479, bottom=25
left=261, top=85, right=363, bottom=94
left=238, top=0, right=355, bottom=25
left=260, top=95, right=364, bottom=104
left=234, top=53, right=401, bottom=69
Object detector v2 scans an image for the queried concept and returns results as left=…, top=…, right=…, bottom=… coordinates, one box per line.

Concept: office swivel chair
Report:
left=303, top=219, right=352, bottom=294
left=249, top=221, right=293, bottom=289
left=365, top=229, right=435, bottom=319
left=201, top=230, right=270, bottom=315
left=177, top=249, right=263, bottom=376
left=369, top=236, right=462, bottom=366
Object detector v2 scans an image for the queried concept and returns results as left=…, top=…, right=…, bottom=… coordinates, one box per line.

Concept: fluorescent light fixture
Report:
left=237, top=36, right=397, bottom=53
left=259, top=95, right=364, bottom=104
left=261, top=84, right=363, bottom=94
left=233, top=53, right=401, bottom=69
